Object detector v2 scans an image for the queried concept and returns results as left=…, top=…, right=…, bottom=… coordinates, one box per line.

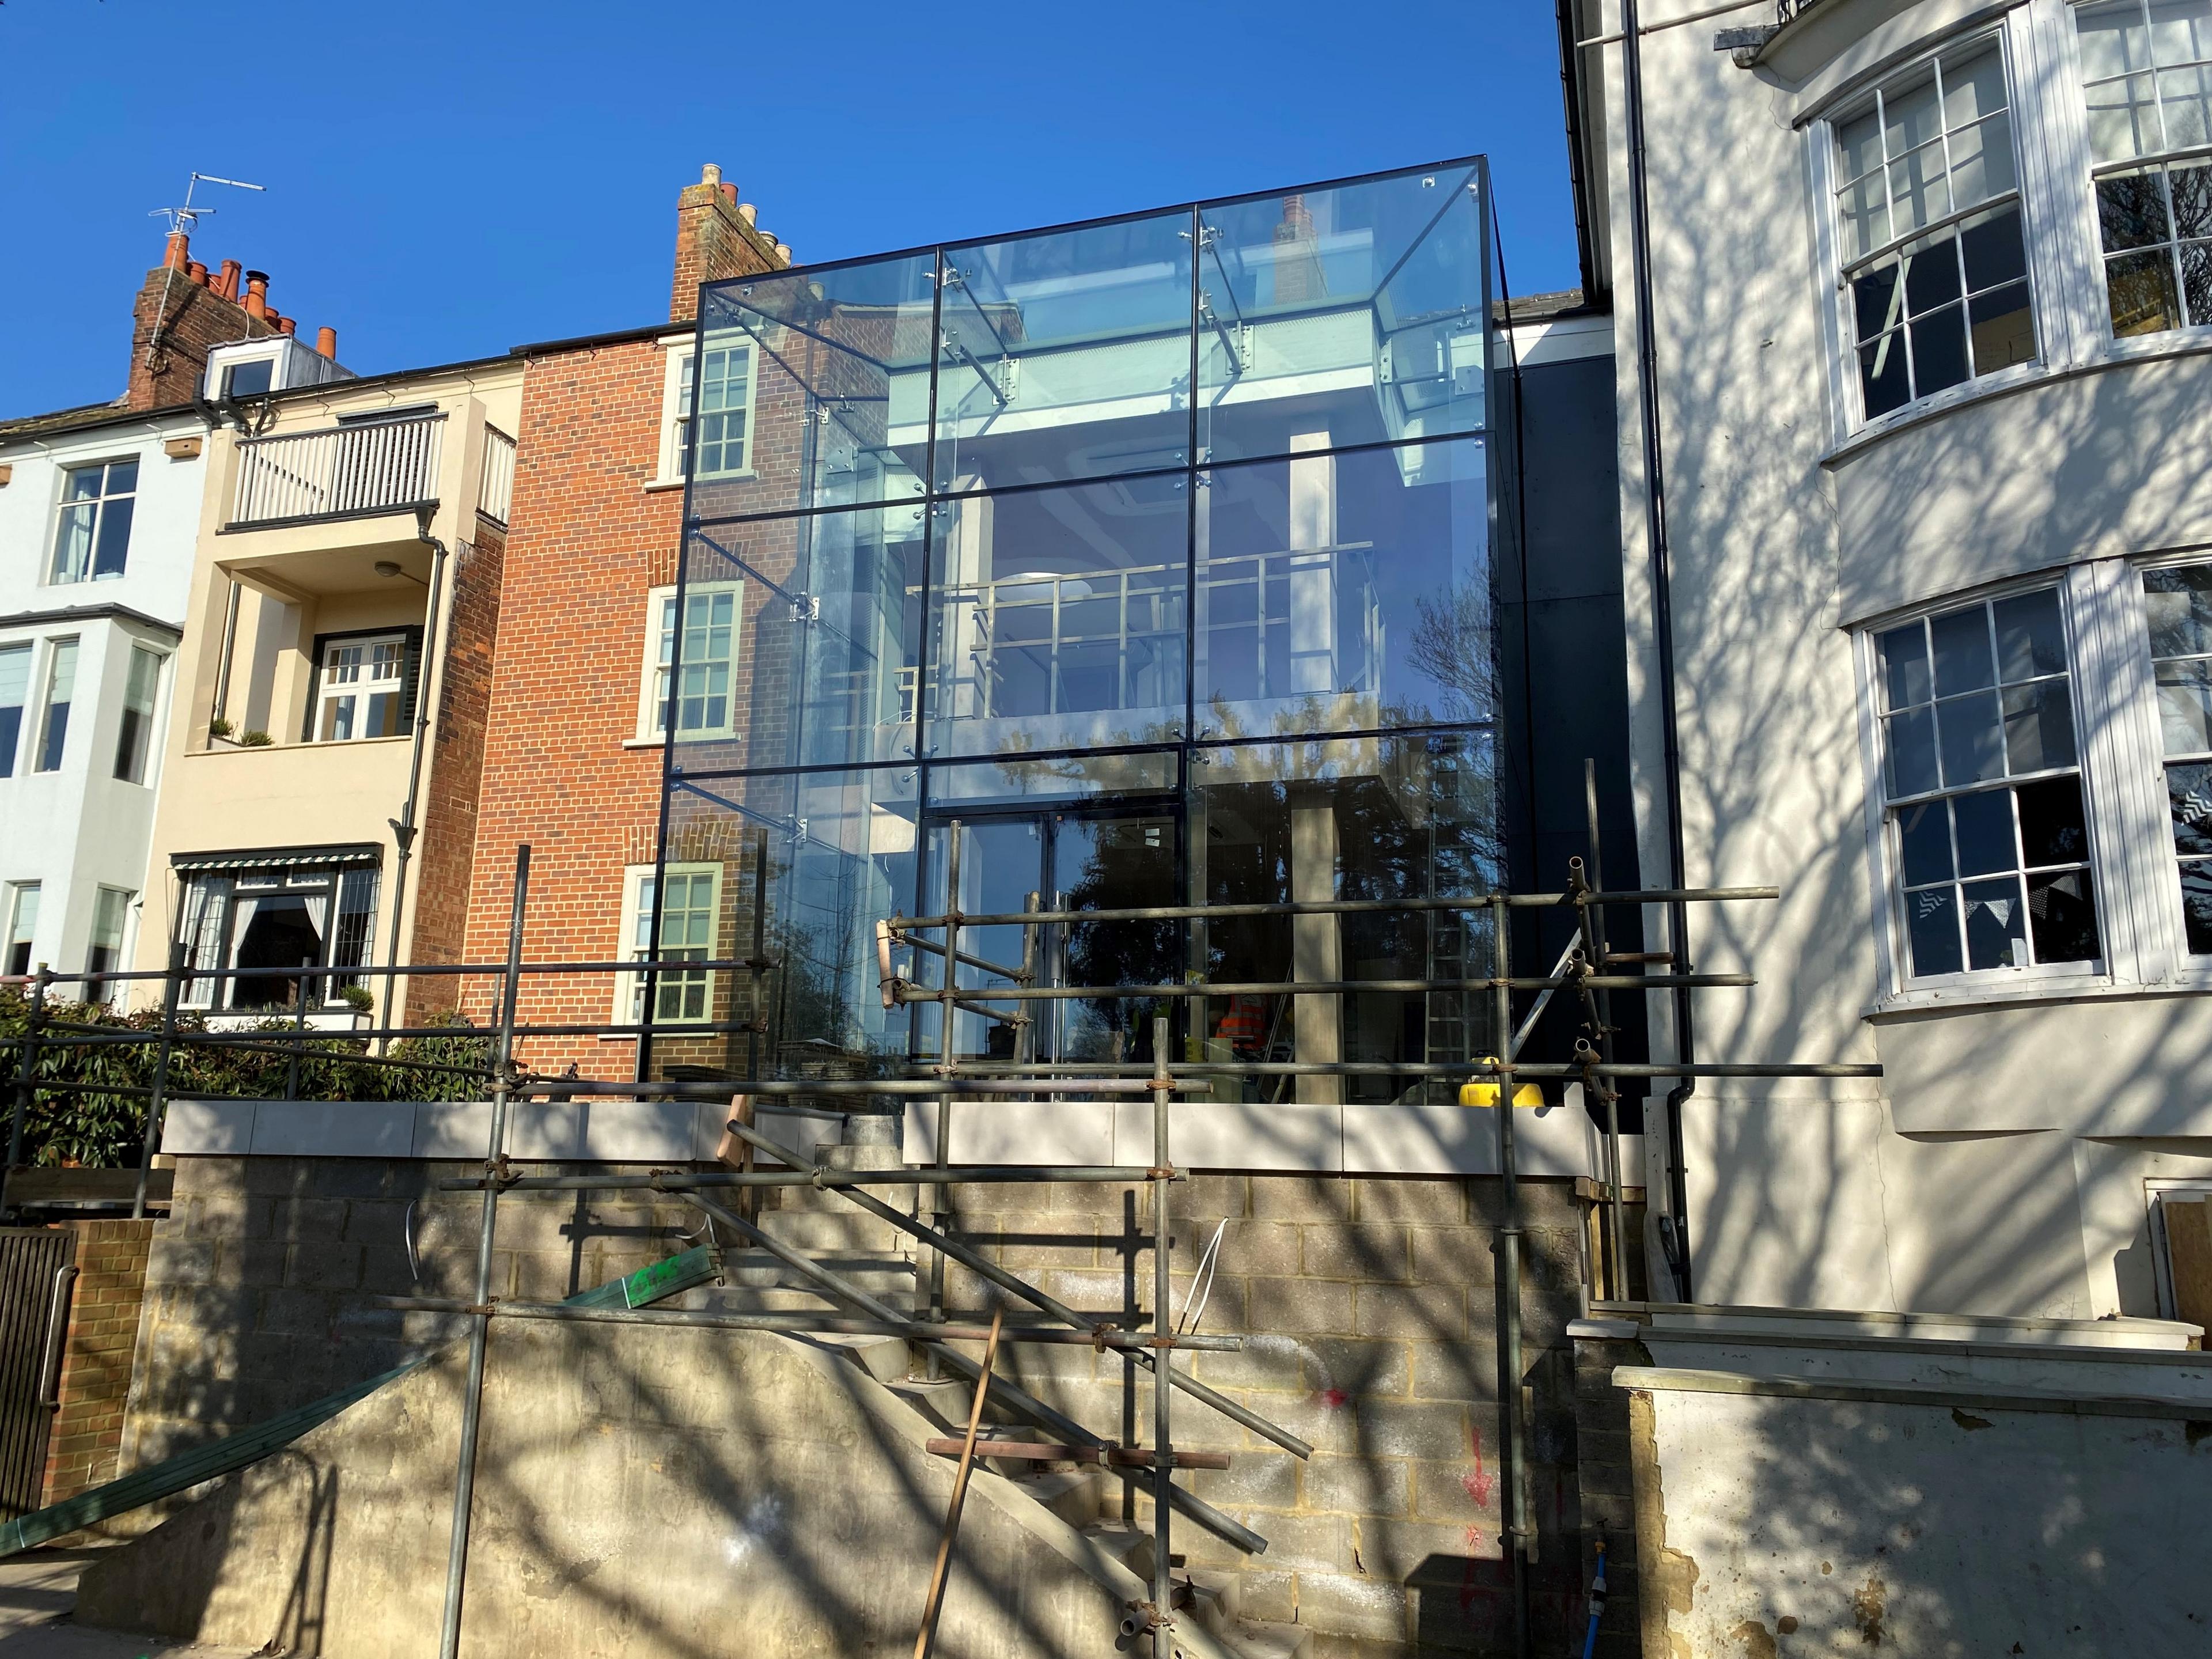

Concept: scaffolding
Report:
left=1, top=839, right=1880, bottom=1659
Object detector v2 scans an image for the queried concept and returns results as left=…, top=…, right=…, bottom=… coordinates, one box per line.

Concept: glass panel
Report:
left=1836, top=105, right=1887, bottom=189
left=1903, top=235, right=1965, bottom=314
left=2157, top=656, right=2212, bottom=753
left=688, top=251, right=939, bottom=522
left=1961, top=206, right=2030, bottom=292
left=2098, top=169, right=2172, bottom=250
left=36, top=639, right=76, bottom=772
left=1858, top=331, right=1912, bottom=418
left=2002, top=680, right=2077, bottom=771
left=1197, top=162, right=1487, bottom=466
left=2145, top=562, right=2212, bottom=658
left=2147, top=0, right=2212, bottom=65
left=2026, top=869, right=2101, bottom=962
left=2183, top=238, right=2212, bottom=323
left=658, top=766, right=921, bottom=1075
left=1961, top=874, right=2029, bottom=968
left=1884, top=68, right=1945, bottom=157
left=926, top=748, right=1179, bottom=805
left=2180, top=858, right=2212, bottom=953
left=923, top=474, right=1189, bottom=759
left=1878, top=622, right=1931, bottom=709
left=1907, top=883, right=1964, bottom=975
left=2018, top=775, right=2091, bottom=866
left=1192, top=729, right=1498, bottom=1104
left=1931, top=607, right=1995, bottom=694
left=1951, top=787, right=2016, bottom=876
left=1839, top=171, right=1891, bottom=263
left=680, top=505, right=927, bottom=774
left=0, top=644, right=29, bottom=776
left=2108, top=248, right=2184, bottom=333
left=1908, top=304, right=1971, bottom=395
left=1937, top=690, right=2005, bottom=784
left=933, top=210, right=1194, bottom=495
left=2158, top=62, right=2212, bottom=147
left=1198, top=436, right=1488, bottom=739
left=1993, top=589, right=2066, bottom=679
left=2173, top=161, right=2212, bottom=237
left=50, top=502, right=94, bottom=584
left=92, top=496, right=132, bottom=579
left=1944, top=46, right=2012, bottom=128
left=1885, top=707, right=1940, bottom=796
left=2170, top=759, right=2212, bottom=854
left=1897, top=800, right=1954, bottom=885
left=228, top=893, right=327, bottom=1010
left=1968, top=285, right=2036, bottom=372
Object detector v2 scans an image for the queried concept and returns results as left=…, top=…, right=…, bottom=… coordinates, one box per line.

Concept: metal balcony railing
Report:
left=478, top=426, right=516, bottom=525
left=230, top=412, right=445, bottom=528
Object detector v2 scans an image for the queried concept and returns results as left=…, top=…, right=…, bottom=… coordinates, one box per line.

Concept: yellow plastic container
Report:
left=1459, top=1059, right=1544, bottom=1109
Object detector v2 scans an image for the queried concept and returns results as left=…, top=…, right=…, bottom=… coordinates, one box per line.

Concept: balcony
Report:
left=228, top=412, right=444, bottom=531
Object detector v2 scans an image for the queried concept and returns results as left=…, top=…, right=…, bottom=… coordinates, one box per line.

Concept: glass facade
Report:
left=660, top=160, right=1499, bottom=1102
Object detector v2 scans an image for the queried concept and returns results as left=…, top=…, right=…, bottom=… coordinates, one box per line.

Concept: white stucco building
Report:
left=0, top=402, right=204, bottom=998
left=1564, top=0, right=2212, bottom=1324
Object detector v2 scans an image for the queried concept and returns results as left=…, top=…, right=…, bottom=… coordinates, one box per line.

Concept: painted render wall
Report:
left=1584, top=0, right=2212, bottom=1317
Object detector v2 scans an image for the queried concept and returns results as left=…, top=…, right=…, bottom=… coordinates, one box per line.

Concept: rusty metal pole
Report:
left=913, top=1305, right=1003, bottom=1659
left=131, top=946, right=184, bottom=1222
left=1149, top=1013, right=1175, bottom=1652
left=1492, top=895, right=1532, bottom=1659
left=438, top=844, right=529, bottom=1659
left=5, top=965, right=50, bottom=1217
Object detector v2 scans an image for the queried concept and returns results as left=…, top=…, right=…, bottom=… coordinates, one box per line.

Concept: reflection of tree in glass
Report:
left=1406, top=582, right=1498, bottom=726
left=1063, top=823, right=1177, bottom=1062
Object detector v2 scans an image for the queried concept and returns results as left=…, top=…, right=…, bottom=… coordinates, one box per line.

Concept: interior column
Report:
left=1289, top=781, right=1341, bottom=1105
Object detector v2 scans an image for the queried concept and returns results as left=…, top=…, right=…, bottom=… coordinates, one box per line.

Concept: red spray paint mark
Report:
left=1457, top=1525, right=1487, bottom=1614
left=1316, top=1387, right=1350, bottom=1409
left=1460, top=1423, right=1495, bottom=1506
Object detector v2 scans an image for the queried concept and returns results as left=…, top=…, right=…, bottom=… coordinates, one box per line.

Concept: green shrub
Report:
left=0, top=989, right=493, bottom=1169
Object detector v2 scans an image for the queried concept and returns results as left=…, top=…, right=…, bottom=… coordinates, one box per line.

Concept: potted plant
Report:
left=207, top=716, right=238, bottom=748
left=239, top=729, right=274, bottom=747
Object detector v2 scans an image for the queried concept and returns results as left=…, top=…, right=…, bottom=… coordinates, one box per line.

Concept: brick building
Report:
left=456, top=166, right=789, bottom=1070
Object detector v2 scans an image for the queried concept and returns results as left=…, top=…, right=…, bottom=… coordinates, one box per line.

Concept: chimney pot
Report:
left=700, top=162, right=722, bottom=186
left=316, top=326, right=338, bottom=359
left=163, top=231, right=191, bottom=271
left=217, top=260, right=242, bottom=300
left=774, top=243, right=792, bottom=264
left=278, top=316, right=297, bottom=336
left=720, top=181, right=738, bottom=204
left=187, top=261, right=209, bottom=286
left=243, top=270, right=270, bottom=320
left=737, top=202, right=757, bottom=225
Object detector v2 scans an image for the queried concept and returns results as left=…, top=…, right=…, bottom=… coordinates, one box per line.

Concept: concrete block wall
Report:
left=119, top=1159, right=1609, bottom=1656
left=1567, top=1328, right=1650, bottom=1659
left=887, top=1171, right=1597, bottom=1657
left=42, top=1218, right=156, bottom=1509
left=118, top=1157, right=698, bottom=1474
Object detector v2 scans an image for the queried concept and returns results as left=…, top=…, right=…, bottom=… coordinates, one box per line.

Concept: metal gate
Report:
left=0, top=1228, right=75, bottom=1520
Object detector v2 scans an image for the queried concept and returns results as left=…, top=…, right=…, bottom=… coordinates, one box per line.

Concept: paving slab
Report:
left=0, top=1551, right=252, bottom=1658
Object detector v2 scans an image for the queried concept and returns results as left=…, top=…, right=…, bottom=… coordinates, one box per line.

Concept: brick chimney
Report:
left=670, top=163, right=790, bottom=323
left=126, top=230, right=339, bottom=410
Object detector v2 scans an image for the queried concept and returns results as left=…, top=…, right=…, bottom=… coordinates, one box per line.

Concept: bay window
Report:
left=2142, top=563, right=2212, bottom=952
left=176, top=853, right=381, bottom=1011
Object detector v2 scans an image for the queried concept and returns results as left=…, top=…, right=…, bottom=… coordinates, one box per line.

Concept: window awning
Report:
left=169, top=843, right=384, bottom=876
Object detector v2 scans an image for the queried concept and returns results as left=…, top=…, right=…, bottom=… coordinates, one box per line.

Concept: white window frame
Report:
left=3, top=882, right=40, bottom=979
left=113, top=643, right=169, bottom=786
left=49, top=456, right=139, bottom=585
left=0, top=639, right=32, bottom=779
left=1854, top=554, right=2212, bottom=1008
left=1812, top=22, right=2052, bottom=437
left=33, top=636, right=78, bottom=774
left=656, top=336, right=759, bottom=486
left=312, top=632, right=409, bottom=744
left=635, top=581, right=742, bottom=742
left=615, top=862, right=720, bottom=1027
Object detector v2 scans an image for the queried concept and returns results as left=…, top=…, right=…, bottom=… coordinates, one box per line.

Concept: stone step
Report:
left=1001, top=1465, right=1101, bottom=1528
left=693, top=1279, right=921, bottom=1317
left=1214, top=1620, right=1310, bottom=1659
left=758, top=1208, right=916, bottom=1256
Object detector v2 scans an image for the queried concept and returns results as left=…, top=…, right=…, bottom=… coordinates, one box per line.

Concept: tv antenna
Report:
left=143, top=172, right=270, bottom=369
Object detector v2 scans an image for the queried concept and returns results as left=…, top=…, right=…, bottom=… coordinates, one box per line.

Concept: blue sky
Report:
left=0, top=1, right=1584, bottom=417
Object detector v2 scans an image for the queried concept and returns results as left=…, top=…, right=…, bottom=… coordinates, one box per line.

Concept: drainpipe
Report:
left=380, top=518, right=450, bottom=1048
left=1618, top=0, right=1698, bottom=1297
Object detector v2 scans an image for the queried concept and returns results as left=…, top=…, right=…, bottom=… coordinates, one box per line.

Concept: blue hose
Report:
left=1579, top=1539, right=1608, bottom=1659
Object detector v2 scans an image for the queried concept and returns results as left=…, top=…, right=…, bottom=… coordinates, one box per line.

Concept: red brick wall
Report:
left=41, top=1219, right=155, bottom=1507
left=407, top=517, right=508, bottom=1020
left=669, top=168, right=786, bottom=323
left=459, top=341, right=676, bottom=1072
left=126, top=238, right=285, bottom=412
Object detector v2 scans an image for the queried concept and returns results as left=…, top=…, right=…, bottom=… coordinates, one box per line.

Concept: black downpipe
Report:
left=1617, top=0, right=1697, bottom=1297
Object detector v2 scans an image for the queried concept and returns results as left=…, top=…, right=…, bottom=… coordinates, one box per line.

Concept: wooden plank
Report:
left=922, top=1437, right=1232, bottom=1470
left=914, top=1306, right=1002, bottom=1659
left=2164, top=1198, right=2212, bottom=1335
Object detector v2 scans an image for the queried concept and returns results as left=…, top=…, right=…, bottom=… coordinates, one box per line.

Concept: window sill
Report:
left=197, top=734, right=411, bottom=755
left=622, top=734, right=732, bottom=749
left=1864, top=972, right=2212, bottom=1022
left=1822, top=329, right=2212, bottom=470
left=644, top=479, right=685, bottom=494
